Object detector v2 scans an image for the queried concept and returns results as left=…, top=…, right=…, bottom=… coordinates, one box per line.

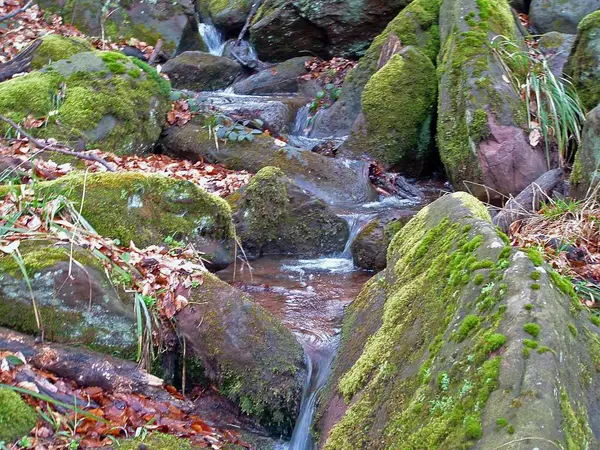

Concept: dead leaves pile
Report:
left=0, top=352, right=248, bottom=449
left=0, top=139, right=251, bottom=198
left=301, top=56, right=357, bottom=89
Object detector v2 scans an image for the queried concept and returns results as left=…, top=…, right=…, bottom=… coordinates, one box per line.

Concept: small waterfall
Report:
left=292, top=105, right=311, bottom=137
left=287, top=340, right=339, bottom=450
left=338, top=213, right=375, bottom=259
left=199, top=22, right=226, bottom=56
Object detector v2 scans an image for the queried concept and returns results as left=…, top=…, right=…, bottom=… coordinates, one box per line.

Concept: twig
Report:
left=0, top=0, right=34, bottom=23
left=0, top=115, right=115, bottom=172
left=148, top=39, right=163, bottom=65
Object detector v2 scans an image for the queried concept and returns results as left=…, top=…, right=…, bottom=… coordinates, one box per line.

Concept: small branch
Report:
left=0, top=115, right=115, bottom=172
left=0, top=0, right=34, bottom=23
left=148, top=39, right=163, bottom=65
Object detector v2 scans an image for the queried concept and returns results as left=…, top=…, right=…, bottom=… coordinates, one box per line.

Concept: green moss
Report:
left=591, top=315, right=600, bottom=327
left=464, top=416, right=483, bottom=439
left=527, top=248, right=545, bottom=266
left=530, top=283, right=541, bottom=290
left=118, top=433, right=195, bottom=450
left=530, top=271, right=541, bottom=281
left=523, top=339, right=538, bottom=349
left=568, top=323, right=578, bottom=337
left=523, top=323, right=541, bottom=338
left=525, top=303, right=533, bottom=311
left=0, top=389, right=37, bottom=444
left=506, top=424, right=515, bottom=434
left=484, top=333, right=507, bottom=352
left=537, top=346, right=551, bottom=354
left=456, top=315, right=481, bottom=342
left=474, top=273, right=485, bottom=285
left=496, top=417, right=508, bottom=428
left=30, top=35, right=92, bottom=69
left=559, top=387, right=594, bottom=449
left=469, top=108, right=491, bottom=142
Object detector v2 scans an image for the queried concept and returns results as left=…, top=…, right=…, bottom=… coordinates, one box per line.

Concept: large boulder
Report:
left=30, top=35, right=93, bottom=69
left=232, top=57, right=311, bottom=95
left=310, top=0, right=442, bottom=138
left=161, top=51, right=244, bottom=91
left=230, top=167, right=349, bottom=258
left=537, top=32, right=577, bottom=78
left=0, top=51, right=170, bottom=155
left=570, top=104, right=600, bottom=198
left=200, top=0, right=253, bottom=31
left=437, top=0, right=548, bottom=200
left=316, top=192, right=600, bottom=449
left=0, top=240, right=137, bottom=358
left=530, top=0, right=600, bottom=34
left=38, top=0, right=206, bottom=57
left=178, top=272, right=305, bottom=436
left=565, top=11, right=600, bottom=111
left=19, top=172, right=236, bottom=270
left=249, top=0, right=412, bottom=61
left=340, top=46, right=437, bottom=174
left=350, top=210, right=415, bottom=271
left=160, top=120, right=378, bottom=205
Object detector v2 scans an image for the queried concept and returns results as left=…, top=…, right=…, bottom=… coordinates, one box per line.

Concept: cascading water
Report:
left=337, top=213, right=376, bottom=258
left=198, top=22, right=226, bottom=56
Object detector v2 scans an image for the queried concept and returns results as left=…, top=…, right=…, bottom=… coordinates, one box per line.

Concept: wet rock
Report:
left=230, top=167, right=349, bottom=258
left=1, top=172, right=236, bottom=270
left=310, top=0, right=441, bottom=138
left=177, top=272, right=305, bottom=436
left=161, top=51, right=243, bottom=91
left=537, top=32, right=576, bottom=78
left=0, top=51, right=170, bottom=155
left=565, top=11, right=600, bottom=111
left=192, top=92, right=309, bottom=136
left=570, top=104, right=600, bottom=198
left=350, top=210, right=415, bottom=271
left=161, top=119, right=378, bottom=205
left=232, top=57, right=311, bottom=95
left=0, top=240, right=137, bottom=357
left=317, top=192, right=600, bottom=449
left=38, top=0, right=206, bottom=57
left=222, top=39, right=261, bottom=69
left=530, top=0, right=600, bottom=34
left=249, top=0, right=412, bottom=61
left=437, top=0, right=548, bottom=200
left=340, top=46, right=437, bottom=175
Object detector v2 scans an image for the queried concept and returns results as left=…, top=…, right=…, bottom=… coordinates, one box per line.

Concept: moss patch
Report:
left=30, top=35, right=93, bottom=69
left=0, top=388, right=37, bottom=444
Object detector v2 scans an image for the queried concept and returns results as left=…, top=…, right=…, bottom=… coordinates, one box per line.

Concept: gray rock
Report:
left=317, top=192, right=600, bottom=449
left=530, top=0, right=600, bottom=34
left=537, top=32, right=576, bottom=77
left=201, top=0, right=253, bottom=31
left=230, top=167, right=349, bottom=258
left=232, top=57, right=311, bottom=95
left=570, top=104, right=600, bottom=198
left=162, top=51, right=243, bottom=91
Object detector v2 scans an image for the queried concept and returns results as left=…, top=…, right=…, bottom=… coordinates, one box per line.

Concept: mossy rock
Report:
left=161, top=119, right=378, bottom=205
left=570, top=104, right=600, bottom=198
left=161, top=51, right=244, bottom=91
left=118, top=433, right=199, bottom=449
left=30, top=35, right=93, bottom=69
left=310, top=0, right=442, bottom=138
left=0, top=388, right=37, bottom=444
left=316, top=192, right=600, bottom=449
left=342, top=46, right=437, bottom=174
left=437, top=0, right=548, bottom=200
left=230, top=166, right=349, bottom=258
left=177, top=272, right=305, bottom=436
left=537, top=32, right=576, bottom=78
left=10, top=172, right=236, bottom=270
left=0, top=51, right=170, bottom=155
left=529, top=0, right=600, bottom=35
left=204, top=0, right=252, bottom=30
left=565, top=10, right=600, bottom=111
left=38, top=0, right=206, bottom=57
left=0, top=240, right=137, bottom=357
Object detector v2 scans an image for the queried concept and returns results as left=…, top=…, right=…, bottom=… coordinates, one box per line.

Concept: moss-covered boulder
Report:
left=341, top=46, right=437, bottom=174
left=232, top=56, right=311, bottom=95
left=437, top=0, right=548, bottom=200
left=160, top=119, right=378, bottom=205
left=161, top=51, right=243, bottom=91
left=30, top=35, right=93, bottom=70
left=0, top=240, right=137, bottom=357
left=230, top=167, right=349, bottom=258
left=530, top=0, right=600, bottom=34
left=0, top=51, right=170, bottom=155
left=249, top=0, right=412, bottom=61
left=311, top=0, right=442, bottom=138
left=350, top=211, right=414, bottom=271
left=201, top=0, right=253, bottom=31
left=316, top=192, right=600, bottom=449
left=177, top=272, right=305, bottom=436
left=565, top=11, right=600, bottom=111
left=0, top=389, right=37, bottom=444
left=537, top=32, right=577, bottom=78
left=570, top=104, right=600, bottom=198
left=20, top=172, right=236, bottom=270
left=38, top=0, right=206, bottom=57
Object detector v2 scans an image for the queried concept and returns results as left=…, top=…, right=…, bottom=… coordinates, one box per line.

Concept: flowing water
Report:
left=198, top=22, right=226, bottom=56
